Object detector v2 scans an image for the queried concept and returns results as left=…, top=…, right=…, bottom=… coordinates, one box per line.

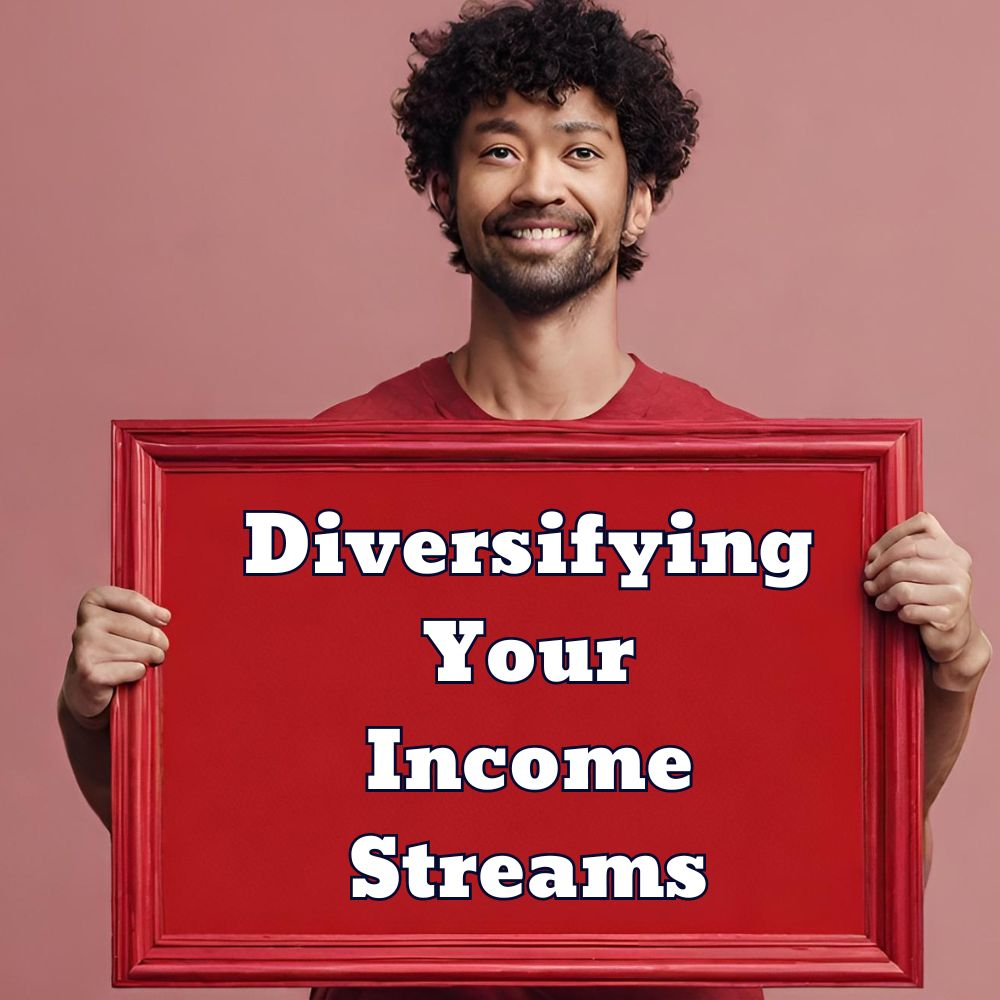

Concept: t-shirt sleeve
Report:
left=312, top=391, right=390, bottom=421
left=696, top=386, right=761, bottom=421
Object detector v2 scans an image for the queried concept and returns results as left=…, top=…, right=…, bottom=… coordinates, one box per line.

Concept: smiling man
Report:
left=58, top=2, right=991, bottom=999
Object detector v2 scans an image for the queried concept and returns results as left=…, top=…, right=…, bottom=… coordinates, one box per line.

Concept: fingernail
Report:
left=157, top=608, right=172, bottom=624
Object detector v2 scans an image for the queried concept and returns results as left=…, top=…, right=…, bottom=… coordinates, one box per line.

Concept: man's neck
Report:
left=449, top=274, right=634, bottom=420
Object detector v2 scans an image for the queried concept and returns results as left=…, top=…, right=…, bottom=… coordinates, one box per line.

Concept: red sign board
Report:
left=111, top=419, right=922, bottom=987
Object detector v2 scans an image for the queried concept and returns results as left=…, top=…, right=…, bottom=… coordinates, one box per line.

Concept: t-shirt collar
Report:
left=418, top=352, right=663, bottom=421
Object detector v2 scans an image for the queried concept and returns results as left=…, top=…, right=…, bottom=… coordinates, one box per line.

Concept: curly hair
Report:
left=390, top=0, right=700, bottom=280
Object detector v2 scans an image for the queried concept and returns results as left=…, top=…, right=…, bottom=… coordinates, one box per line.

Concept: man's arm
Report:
left=924, top=621, right=991, bottom=814
left=921, top=620, right=992, bottom=883
left=57, top=685, right=112, bottom=833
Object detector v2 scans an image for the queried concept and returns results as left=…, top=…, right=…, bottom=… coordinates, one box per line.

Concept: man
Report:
left=58, top=1, right=991, bottom=998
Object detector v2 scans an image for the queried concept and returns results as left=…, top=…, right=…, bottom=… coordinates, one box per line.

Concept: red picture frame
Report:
left=110, top=418, right=923, bottom=988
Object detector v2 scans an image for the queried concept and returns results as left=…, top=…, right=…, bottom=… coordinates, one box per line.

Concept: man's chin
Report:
left=494, top=283, right=596, bottom=316
left=481, top=266, right=614, bottom=314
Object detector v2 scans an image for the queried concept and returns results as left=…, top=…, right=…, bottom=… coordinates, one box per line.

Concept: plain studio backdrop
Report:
left=1, top=1, right=996, bottom=997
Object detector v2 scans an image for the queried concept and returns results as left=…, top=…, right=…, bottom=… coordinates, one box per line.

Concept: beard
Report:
left=465, top=221, right=621, bottom=317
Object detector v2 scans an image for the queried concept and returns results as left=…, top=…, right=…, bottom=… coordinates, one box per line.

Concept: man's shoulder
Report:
left=313, top=360, right=440, bottom=420
left=638, top=361, right=761, bottom=421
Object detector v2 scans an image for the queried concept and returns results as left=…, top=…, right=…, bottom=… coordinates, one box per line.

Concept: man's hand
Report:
left=863, top=511, right=991, bottom=692
left=61, top=585, right=172, bottom=729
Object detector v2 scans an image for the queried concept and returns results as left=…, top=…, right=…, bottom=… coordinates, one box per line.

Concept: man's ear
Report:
left=428, top=169, right=455, bottom=225
left=622, top=173, right=655, bottom=246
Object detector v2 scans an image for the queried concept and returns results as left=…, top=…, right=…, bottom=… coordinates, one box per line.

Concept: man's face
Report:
left=445, top=85, right=634, bottom=316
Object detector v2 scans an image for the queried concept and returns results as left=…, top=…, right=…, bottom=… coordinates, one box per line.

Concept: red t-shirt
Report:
left=311, top=353, right=763, bottom=1000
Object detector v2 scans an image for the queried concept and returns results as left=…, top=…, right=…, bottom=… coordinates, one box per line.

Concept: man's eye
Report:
left=571, top=148, right=599, bottom=160
left=484, top=147, right=514, bottom=160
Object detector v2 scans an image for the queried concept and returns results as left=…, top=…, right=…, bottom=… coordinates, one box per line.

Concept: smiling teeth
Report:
left=510, top=228, right=572, bottom=240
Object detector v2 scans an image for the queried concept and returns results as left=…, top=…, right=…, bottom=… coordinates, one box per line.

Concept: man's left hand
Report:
left=863, top=511, right=990, bottom=692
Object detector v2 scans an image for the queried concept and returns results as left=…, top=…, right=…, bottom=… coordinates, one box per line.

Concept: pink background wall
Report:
left=2, top=1, right=996, bottom=996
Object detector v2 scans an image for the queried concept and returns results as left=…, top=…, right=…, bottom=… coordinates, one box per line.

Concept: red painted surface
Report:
left=110, top=419, right=922, bottom=987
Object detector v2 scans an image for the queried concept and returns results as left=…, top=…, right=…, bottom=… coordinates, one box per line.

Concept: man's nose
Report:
left=509, top=156, right=568, bottom=207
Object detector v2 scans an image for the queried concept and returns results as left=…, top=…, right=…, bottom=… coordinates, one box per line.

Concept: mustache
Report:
left=493, top=216, right=591, bottom=234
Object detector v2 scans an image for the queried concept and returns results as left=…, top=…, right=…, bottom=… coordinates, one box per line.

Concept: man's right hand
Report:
left=61, top=586, right=172, bottom=730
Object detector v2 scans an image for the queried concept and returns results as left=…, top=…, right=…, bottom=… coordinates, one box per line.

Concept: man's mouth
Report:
left=498, top=226, right=579, bottom=251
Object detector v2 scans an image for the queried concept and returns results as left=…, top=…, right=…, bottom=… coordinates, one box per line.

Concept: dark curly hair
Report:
left=390, top=0, right=700, bottom=280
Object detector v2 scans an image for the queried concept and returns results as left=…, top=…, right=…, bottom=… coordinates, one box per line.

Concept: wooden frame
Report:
left=111, top=418, right=922, bottom=988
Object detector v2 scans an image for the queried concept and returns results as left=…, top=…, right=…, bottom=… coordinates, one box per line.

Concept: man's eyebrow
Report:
left=472, top=117, right=613, bottom=139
